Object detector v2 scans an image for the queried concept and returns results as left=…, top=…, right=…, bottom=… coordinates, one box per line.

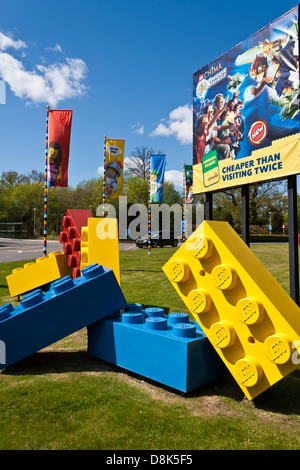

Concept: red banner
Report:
left=48, top=110, right=73, bottom=187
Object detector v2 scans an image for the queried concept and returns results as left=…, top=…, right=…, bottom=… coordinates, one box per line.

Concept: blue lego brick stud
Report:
left=88, top=303, right=227, bottom=393
left=0, top=263, right=126, bottom=369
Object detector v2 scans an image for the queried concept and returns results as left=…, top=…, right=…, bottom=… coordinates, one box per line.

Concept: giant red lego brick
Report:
left=59, top=209, right=93, bottom=279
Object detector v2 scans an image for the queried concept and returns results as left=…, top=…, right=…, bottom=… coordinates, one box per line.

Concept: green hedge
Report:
left=249, top=234, right=289, bottom=243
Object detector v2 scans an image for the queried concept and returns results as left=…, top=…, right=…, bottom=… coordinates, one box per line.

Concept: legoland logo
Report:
left=248, top=120, right=267, bottom=145
left=0, top=80, right=6, bottom=104
left=196, top=78, right=208, bottom=99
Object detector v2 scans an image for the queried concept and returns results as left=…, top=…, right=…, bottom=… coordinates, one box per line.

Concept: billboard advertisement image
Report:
left=193, top=6, right=299, bottom=194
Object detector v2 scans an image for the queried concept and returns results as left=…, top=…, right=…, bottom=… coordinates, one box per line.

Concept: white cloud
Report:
left=0, top=31, right=87, bottom=106
left=165, top=170, right=183, bottom=188
left=97, top=165, right=104, bottom=176
left=46, top=44, right=64, bottom=54
left=0, top=52, right=88, bottom=106
left=131, top=123, right=144, bottom=135
left=134, top=125, right=144, bottom=135
left=0, top=32, right=27, bottom=51
left=151, top=104, right=193, bottom=145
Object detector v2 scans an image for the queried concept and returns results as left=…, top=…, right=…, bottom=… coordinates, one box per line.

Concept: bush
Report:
left=249, top=234, right=289, bottom=243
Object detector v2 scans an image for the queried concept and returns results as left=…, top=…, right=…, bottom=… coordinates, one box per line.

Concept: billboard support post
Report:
left=241, top=185, right=250, bottom=246
left=205, top=192, right=213, bottom=220
left=288, top=174, right=299, bottom=305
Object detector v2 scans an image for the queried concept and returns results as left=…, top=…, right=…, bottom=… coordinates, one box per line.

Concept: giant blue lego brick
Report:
left=0, top=263, right=126, bottom=369
left=88, top=304, right=227, bottom=393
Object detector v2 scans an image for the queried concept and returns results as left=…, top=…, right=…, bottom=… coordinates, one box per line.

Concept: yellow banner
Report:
left=193, top=133, right=300, bottom=194
left=105, top=139, right=125, bottom=198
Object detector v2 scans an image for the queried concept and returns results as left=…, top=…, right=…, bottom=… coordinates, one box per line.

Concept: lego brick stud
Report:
left=210, top=320, right=236, bottom=349
left=81, top=226, right=88, bottom=242
left=0, top=303, right=14, bottom=322
left=167, top=260, right=190, bottom=283
left=122, top=312, right=144, bottom=324
left=145, top=307, right=165, bottom=317
left=125, top=303, right=143, bottom=312
left=264, top=333, right=293, bottom=364
left=81, top=263, right=104, bottom=279
left=236, top=297, right=265, bottom=325
left=81, top=247, right=89, bottom=264
left=172, top=323, right=196, bottom=338
left=52, top=276, right=74, bottom=295
left=189, top=235, right=214, bottom=259
left=212, top=264, right=238, bottom=290
left=234, top=357, right=263, bottom=388
left=146, top=317, right=168, bottom=330
left=21, top=289, right=44, bottom=309
left=168, top=312, right=190, bottom=324
left=62, top=216, right=71, bottom=228
left=187, top=288, right=212, bottom=314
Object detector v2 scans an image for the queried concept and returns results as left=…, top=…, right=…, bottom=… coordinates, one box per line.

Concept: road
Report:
left=0, top=238, right=138, bottom=262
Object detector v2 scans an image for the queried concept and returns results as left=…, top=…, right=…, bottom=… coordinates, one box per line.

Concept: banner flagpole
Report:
left=182, top=162, right=186, bottom=242
left=43, top=105, right=50, bottom=257
left=103, top=135, right=106, bottom=217
left=148, top=152, right=151, bottom=254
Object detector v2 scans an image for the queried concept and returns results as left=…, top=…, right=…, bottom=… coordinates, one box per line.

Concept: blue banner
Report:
left=150, top=154, right=166, bottom=203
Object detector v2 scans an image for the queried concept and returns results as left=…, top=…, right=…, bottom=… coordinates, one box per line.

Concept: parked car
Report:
left=136, top=230, right=178, bottom=248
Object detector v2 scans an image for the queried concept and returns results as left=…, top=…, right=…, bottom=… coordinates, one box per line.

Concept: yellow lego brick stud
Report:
left=6, top=251, right=72, bottom=298
left=163, top=220, right=300, bottom=400
left=80, top=218, right=121, bottom=285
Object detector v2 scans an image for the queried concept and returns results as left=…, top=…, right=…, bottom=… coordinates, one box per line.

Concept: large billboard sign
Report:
left=193, top=6, right=299, bottom=194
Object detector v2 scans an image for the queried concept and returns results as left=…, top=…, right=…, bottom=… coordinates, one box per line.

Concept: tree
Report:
left=125, top=146, right=153, bottom=181
left=212, top=180, right=288, bottom=233
left=0, top=170, right=21, bottom=188
left=125, top=146, right=165, bottom=181
left=0, top=170, right=44, bottom=187
left=162, top=181, right=182, bottom=205
left=283, top=193, right=300, bottom=233
left=3, top=181, right=44, bottom=235
left=123, top=174, right=149, bottom=205
left=249, top=180, right=287, bottom=227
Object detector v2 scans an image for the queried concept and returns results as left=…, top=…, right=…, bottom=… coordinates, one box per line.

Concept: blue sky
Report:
left=0, top=0, right=297, bottom=189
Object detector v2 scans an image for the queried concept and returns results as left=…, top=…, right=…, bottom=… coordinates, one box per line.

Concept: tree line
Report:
left=0, top=146, right=293, bottom=238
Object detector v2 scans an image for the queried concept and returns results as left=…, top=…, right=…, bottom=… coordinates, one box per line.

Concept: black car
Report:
left=136, top=230, right=178, bottom=248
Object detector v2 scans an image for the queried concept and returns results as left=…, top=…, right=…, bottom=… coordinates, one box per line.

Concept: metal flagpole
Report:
left=43, top=105, right=50, bottom=257
left=182, top=162, right=186, bottom=242
left=148, top=152, right=151, bottom=254
left=103, top=135, right=106, bottom=217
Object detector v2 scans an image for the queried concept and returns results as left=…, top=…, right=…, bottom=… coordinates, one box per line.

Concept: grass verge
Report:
left=0, top=244, right=300, bottom=450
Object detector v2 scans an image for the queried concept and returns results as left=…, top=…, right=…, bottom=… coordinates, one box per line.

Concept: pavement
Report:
left=0, top=238, right=138, bottom=262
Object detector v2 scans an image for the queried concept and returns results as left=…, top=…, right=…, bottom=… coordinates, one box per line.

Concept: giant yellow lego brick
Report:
left=80, top=218, right=120, bottom=285
left=6, top=251, right=72, bottom=298
left=162, top=220, right=300, bottom=400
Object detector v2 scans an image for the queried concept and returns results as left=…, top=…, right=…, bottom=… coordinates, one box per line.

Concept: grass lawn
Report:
left=0, top=243, right=300, bottom=450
